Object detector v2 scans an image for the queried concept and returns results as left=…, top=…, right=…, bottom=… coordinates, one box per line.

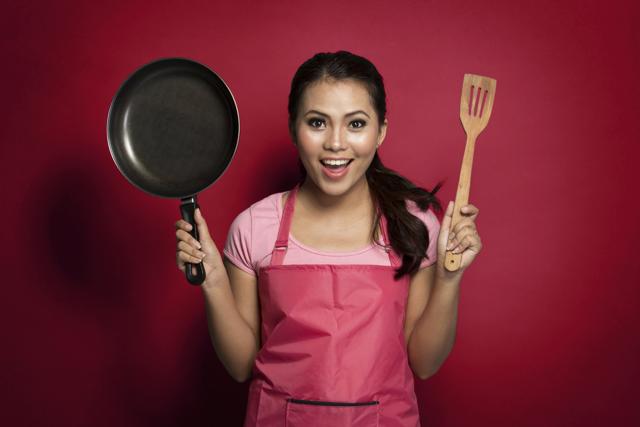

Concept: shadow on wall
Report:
left=27, top=157, right=246, bottom=426
left=243, top=135, right=306, bottom=203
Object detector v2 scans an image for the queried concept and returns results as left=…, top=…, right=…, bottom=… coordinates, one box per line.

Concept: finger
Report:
left=461, top=204, right=479, bottom=218
left=447, top=227, right=472, bottom=250
left=175, top=219, right=193, bottom=232
left=177, top=250, right=204, bottom=265
left=444, top=202, right=470, bottom=238
left=176, top=250, right=187, bottom=272
left=177, top=240, right=206, bottom=260
left=451, top=232, right=482, bottom=254
left=451, top=234, right=470, bottom=253
left=447, top=221, right=476, bottom=249
left=176, top=229, right=202, bottom=249
left=451, top=219, right=477, bottom=238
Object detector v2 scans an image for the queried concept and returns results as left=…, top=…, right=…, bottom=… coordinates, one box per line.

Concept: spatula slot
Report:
left=479, top=89, right=488, bottom=118
left=473, top=86, right=482, bottom=116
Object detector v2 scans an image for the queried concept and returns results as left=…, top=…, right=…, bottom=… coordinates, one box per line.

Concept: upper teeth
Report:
left=322, top=159, right=350, bottom=166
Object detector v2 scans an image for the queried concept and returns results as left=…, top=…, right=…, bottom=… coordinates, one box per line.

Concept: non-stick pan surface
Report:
left=107, top=58, right=239, bottom=198
left=107, top=57, right=239, bottom=285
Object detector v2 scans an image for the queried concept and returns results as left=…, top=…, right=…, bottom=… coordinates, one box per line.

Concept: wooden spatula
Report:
left=444, top=74, right=496, bottom=272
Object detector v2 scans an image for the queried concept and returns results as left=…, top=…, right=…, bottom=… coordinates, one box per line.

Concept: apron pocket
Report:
left=285, top=398, right=379, bottom=427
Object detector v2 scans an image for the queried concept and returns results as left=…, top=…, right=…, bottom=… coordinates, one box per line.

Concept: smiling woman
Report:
left=174, top=50, right=481, bottom=427
left=286, top=52, right=444, bottom=278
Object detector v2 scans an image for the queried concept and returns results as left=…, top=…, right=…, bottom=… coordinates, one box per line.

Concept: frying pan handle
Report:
left=180, top=196, right=206, bottom=285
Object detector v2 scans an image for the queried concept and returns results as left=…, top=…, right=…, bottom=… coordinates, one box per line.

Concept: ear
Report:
left=377, top=119, right=388, bottom=148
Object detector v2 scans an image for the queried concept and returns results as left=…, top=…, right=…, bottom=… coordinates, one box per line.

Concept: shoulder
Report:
left=245, top=190, right=286, bottom=222
left=405, top=199, right=440, bottom=235
left=404, top=199, right=441, bottom=269
left=223, top=190, right=285, bottom=276
left=226, top=191, right=286, bottom=242
left=230, top=190, right=283, bottom=223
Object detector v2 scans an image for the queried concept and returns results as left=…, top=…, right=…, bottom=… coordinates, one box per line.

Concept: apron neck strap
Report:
left=377, top=206, right=402, bottom=267
left=270, top=183, right=401, bottom=268
left=271, top=183, right=300, bottom=265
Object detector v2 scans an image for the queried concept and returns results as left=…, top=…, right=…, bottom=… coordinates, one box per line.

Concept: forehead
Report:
left=300, top=78, right=374, bottom=113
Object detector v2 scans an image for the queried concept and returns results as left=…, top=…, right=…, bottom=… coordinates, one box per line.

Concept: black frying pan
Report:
left=107, top=57, right=239, bottom=285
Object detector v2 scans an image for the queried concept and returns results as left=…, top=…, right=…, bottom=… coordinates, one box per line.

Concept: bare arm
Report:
left=405, top=265, right=461, bottom=380
left=200, top=261, right=260, bottom=383
left=176, top=209, right=260, bottom=383
left=404, top=201, right=481, bottom=379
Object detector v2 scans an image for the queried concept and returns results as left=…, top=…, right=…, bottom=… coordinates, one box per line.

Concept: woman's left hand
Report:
left=436, top=201, right=483, bottom=277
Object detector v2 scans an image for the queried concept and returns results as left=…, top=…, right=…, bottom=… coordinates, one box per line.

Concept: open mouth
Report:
left=320, top=159, right=353, bottom=170
left=319, top=159, right=353, bottom=179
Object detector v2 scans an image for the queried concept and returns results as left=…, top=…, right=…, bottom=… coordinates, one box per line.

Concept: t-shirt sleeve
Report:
left=409, top=203, right=441, bottom=269
left=223, top=207, right=256, bottom=277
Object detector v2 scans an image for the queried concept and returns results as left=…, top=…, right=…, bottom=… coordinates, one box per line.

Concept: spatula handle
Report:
left=444, top=133, right=476, bottom=272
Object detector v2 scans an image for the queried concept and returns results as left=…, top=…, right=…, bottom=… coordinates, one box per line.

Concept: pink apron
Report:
left=243, top=183, right=421, bottom=427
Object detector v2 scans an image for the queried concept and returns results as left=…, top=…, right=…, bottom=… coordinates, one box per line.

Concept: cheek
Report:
left=296, top=139, right=329, bottom=166
left=348, top=132, right=379, bottom=155
left=296, top=125, right=324, bottom=146
left=295, top=134, right=319, bottom=164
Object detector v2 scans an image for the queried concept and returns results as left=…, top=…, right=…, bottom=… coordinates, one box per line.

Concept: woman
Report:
left=175, top=51, right=482, bottom=426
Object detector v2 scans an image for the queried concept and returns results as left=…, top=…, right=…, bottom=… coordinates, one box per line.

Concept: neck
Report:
left=298, top=176, right=374, bottom=221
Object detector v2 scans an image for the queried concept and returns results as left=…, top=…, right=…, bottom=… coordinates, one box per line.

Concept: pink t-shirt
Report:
left=223, top=190, right=441, bottom=277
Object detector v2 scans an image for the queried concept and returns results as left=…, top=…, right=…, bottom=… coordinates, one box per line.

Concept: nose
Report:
left=323, top=126, right=347, bottom=151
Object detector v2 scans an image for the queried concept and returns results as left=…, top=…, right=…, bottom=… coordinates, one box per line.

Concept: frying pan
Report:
left=107, top=57, right=239, bottom=285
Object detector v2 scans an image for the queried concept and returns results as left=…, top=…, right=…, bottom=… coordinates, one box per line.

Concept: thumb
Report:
left=440, top=201, right=454, bottom=243
left=194, top=208, right=213, bottom=245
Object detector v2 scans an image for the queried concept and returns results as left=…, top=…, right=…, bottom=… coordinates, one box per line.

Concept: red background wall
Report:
left=2, top=0, right=638, bottom=425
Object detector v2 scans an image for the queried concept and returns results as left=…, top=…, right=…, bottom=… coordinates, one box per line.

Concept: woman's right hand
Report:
left=175, top=207, right=225, bottom=287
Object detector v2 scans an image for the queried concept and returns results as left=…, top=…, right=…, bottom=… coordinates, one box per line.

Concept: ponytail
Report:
left=367, top=153, right=444, bottom=279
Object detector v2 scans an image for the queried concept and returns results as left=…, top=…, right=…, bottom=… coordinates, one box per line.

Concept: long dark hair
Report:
left=288, top=51, right=444, bottom=279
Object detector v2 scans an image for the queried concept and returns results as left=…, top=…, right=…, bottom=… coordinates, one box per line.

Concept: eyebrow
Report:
left=304, top=109, right=371, bottom=118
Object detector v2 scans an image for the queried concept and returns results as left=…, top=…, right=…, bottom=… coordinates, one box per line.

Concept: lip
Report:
left=320, top=159, right=352, bottom=179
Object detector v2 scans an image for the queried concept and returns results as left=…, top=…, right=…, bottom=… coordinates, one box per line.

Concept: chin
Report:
left=319, top=183, right=352, bottom=196
left=314, top=174, right=366, bottom=197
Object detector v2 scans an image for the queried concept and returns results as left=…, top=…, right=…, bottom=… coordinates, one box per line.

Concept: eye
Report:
left=307, top=118, right=325, bottom=128
left=349, top=119, right=366, bottom=129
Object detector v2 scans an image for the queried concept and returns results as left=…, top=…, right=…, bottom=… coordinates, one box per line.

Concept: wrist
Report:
left=435, top=264, right=464, bottom=286
left=200, top=270, right=229, bottom=293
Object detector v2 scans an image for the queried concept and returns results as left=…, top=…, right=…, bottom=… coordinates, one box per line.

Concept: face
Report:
left=292, top=78, right=387, bottom=197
